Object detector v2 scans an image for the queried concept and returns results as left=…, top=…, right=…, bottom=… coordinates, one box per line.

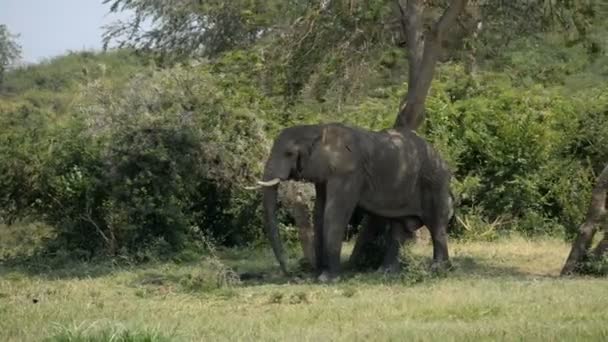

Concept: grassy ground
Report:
left=1, top=233, right=607, bottom=341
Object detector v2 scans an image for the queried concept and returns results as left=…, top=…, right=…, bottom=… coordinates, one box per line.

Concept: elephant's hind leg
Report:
left=424, top=186, right=452, bottom=271
left=379, top=217, right=422, bottom=273
left=428, top=222, right=450, bottom=271
left=348, top=214, right=386, bottom=270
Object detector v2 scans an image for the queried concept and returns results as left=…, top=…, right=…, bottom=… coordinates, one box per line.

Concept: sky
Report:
left=0, top=0, right=132, bottom=63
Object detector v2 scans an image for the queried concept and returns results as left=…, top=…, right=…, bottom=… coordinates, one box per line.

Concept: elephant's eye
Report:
left=285, top=151, right=294, bottom=157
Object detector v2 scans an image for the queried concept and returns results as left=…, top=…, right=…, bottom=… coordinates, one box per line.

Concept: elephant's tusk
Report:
left=257, top=178, right=281, bottom=187
left=243, top=178, right=281, bottom=190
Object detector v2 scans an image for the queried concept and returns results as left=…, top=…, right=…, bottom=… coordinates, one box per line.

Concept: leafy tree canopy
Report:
left=0, top=24, right=22, bottom=83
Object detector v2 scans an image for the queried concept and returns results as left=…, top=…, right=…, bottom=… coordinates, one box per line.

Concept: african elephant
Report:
left=249, top=123, right=453, bottom=282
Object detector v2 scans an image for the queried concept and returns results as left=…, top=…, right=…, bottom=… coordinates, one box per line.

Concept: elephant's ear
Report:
left=318, top=125, right=359, bottom=174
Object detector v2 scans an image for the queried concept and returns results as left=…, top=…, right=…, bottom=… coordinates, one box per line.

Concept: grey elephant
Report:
left=249, top=123, right=453, bottom=282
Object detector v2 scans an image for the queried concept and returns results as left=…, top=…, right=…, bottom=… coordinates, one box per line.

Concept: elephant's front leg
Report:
left=318, top=178, right=361, bottom=283
left=313, top=183, right=326, bottom=274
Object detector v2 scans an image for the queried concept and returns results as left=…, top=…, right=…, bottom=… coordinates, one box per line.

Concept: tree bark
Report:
left=396, top=0, right=424, bottom=94
left=292, top=197, right=316, bottom=267
left=394, top=0, right=468, bottom=131
left=463, top=3, right=483, bottom=76
left=278, top=181, right=316, bottom=267
left=463, top=20, right=482, bottom=76
left=561, top=164, right=608, bottom=275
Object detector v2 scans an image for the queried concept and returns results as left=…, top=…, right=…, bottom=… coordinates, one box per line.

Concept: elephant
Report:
left=249, top=122, right=454, bottom=282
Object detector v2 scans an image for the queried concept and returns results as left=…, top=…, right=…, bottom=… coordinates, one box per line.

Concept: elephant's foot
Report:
left=317, top=271, right=340, bottom=284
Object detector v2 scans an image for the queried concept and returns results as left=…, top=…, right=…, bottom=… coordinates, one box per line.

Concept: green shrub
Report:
left=417, top=66, right=605, bottom=237
left=1, top=60, right=272, bottom=258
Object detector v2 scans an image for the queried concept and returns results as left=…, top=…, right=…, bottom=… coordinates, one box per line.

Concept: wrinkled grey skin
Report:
left=258, top=123, right=453, bottom=282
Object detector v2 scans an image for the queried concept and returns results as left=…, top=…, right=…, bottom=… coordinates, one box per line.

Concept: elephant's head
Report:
left=248, top=123, right=360, bottom=274
left=248, top=125, right=324, bottom=274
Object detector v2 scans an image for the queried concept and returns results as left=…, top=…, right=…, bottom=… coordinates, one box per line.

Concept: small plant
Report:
left=573, top=253, right=608, bottom=276
left=268, top=292, right=284, bottom=304
left=288, top=291, right=309, bottom=304
left=454, top=207, right=505, bottom=242
left=396, top=248, right=436, bottom=286
left=198, top=232, right=241, bottom=289
left=45, top=321, right=172, bottom=342
left=340, top=287, right=357, bottom=298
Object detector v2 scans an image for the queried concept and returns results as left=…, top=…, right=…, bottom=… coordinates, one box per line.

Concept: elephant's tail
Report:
left=447, top=188, right=458, bottom=233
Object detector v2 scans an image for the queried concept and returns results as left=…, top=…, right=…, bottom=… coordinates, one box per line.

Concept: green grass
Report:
left=1, top=235, right=607, bottom=341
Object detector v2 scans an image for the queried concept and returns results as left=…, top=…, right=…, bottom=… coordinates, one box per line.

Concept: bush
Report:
left=1, top=60, right=271, bottom=258
left=416, top=65, right=605, bottom=237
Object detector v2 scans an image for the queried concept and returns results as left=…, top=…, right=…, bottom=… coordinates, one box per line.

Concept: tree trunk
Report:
left=463, top=3, right=482, bottom=76
left=561, top=164, right=608, bottom=275
left=291, top=197, right=316, bottom=267
left=393, top=0, right=468, bottom=131
left=279, top=181, right=316, bottom=267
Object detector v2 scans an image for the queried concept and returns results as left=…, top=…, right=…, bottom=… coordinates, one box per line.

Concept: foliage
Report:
left=422, top=65, right=606, bottom=237
left=100, top=1, right=608, bottom=105
left=0, top=54, right=272, bottom=258
left=3, top=1, right=608, bottom=259
left=102, top=0, right=307, bottom=62
left=574, top=252, right=608, bottom=276
left=1, top=49, right=148, bottom=95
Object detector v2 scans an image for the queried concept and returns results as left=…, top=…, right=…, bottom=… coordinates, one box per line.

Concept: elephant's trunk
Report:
left=262, top=179, right=289, bottom=275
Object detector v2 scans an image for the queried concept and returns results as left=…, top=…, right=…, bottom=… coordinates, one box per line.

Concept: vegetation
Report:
left=1, top=1, right=608, bottom=340
left=2, top=30, right=607, bottom=260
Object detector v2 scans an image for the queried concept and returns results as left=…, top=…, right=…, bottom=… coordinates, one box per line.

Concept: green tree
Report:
left=101, top=0, right=305, bottom=62
left=101, top=1, right=606, bottom=129
left=0, top=24, right=22, bottom=84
